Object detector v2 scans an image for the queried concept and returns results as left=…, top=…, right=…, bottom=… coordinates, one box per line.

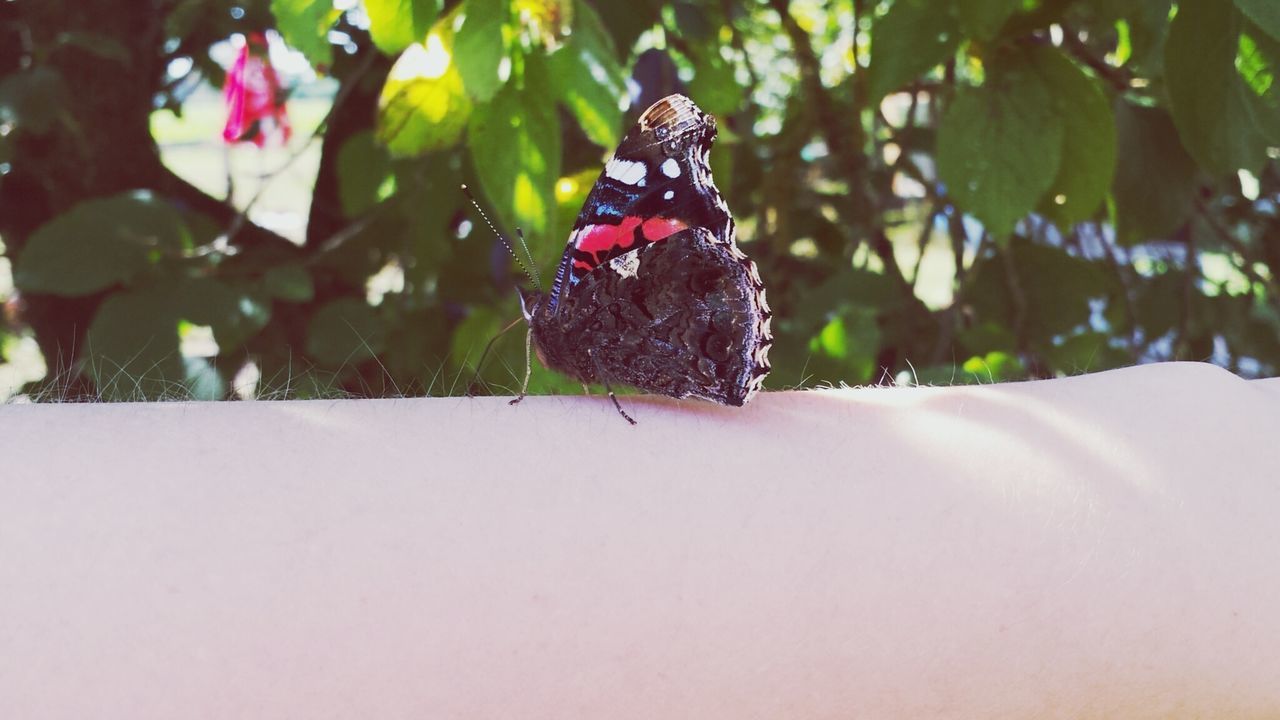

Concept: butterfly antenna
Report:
left=514, top=227, right=542, bottom=293
left=461, top=184, right=542, bottom=292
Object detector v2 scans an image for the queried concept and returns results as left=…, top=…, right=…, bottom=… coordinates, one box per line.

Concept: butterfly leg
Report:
left=589, top=349, right=637, bottom=426
left=509, top=325, right=532, bottom=406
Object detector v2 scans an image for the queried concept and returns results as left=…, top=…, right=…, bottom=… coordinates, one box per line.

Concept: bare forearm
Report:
left=2, top=362, right=1278, bottom=718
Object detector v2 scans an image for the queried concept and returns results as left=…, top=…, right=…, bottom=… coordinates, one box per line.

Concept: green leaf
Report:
left=270, top=0, right=339, bottom=69
left=592, top=0, right=660, bottom=62
left=547, top=0, right=627, bottom=148
left=868, top=0, right=960, bottom=102
left=54, top=32, right=131, bottom=66
left=1029, top=47, right=1117, bottom=227
left=961, top=351, right=1025, bottom=382
left=365, top=0, right=442, bottom=55
left=1132, top=270, right=1184, bottom=338
left=966, top=236, right=1113, bottom=345
left=937, top=61, right=1064, bottom=238
left=1236, top=0, right=1280, bottom=43
left=454, top=0, right=508, bottom=102
left=450, top=305, right=503, bottom=373
left=1166, top=0, right=1268, bottom=175
left=0, top=67, right=67, bottom=135
left=263, top=264, right=315, bottom=302
left=1045, top=332, right=1129, bottom=373
left=307, top=298, right=387, bottom=368
left=1123, top=0, right=1175, bottom=72
left=1112, top=101, right=1200, bottom=244
left=86, top=287, right=183, bottom=400
left=378, top=28, right=473, bottom=156
left=15, top=191, right=190, bottom=296
left=175, top=278, right=271, bottom=352
left=957, top=322, right=1017, bottom=355
left=165, top=0, right=207, bottom=40
left=468, top=54, right=560, bottom=240
left=806, top=307, right=882, bottom=385
left=686, top=47, right=740, bottom=118
left=956, top=0, right=1020, bottom=41
left=338, top=130, right=393, bottom=216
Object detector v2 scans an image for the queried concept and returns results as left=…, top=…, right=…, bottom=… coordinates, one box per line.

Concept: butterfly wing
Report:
left=533, top=227, right=772, bottom=405
left=546, top=94, right=735, bottom=314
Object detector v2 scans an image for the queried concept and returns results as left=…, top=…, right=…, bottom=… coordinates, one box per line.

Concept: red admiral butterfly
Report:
left=480, top=95, right=772, bottom=424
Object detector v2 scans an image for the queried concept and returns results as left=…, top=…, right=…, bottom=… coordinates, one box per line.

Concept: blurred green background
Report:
left=1, top=0, right=1278, bottom=401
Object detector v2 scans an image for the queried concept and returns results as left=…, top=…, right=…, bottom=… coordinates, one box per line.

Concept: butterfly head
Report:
left=517, top=286, right=542, bottom=323
left=617, top=94, right=717, bottom=161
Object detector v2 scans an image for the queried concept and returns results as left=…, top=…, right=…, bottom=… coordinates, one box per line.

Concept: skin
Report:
left=1, top=362, right=1278, bottom=718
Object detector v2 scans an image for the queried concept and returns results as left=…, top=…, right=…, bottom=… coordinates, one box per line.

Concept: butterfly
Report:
left=478, top=94, right=772, bottom=424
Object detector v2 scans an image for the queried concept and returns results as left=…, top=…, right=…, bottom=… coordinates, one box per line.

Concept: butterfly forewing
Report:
left=548, top=95, right=735, bottom=313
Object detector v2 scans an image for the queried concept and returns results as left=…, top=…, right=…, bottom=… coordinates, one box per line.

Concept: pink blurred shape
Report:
left=222, top=32, right=291, bottom=147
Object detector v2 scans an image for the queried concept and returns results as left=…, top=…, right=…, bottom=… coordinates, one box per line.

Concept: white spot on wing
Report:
left=661, top=158, right=681, bottom=178
left=609, top=251, right=641, bottom=279
left=605, top=157, right=647, bottom=186
left=663, top=189, right=675, bottom=200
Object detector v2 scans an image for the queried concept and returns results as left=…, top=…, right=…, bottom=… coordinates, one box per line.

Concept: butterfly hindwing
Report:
left=533, top=227, right=770, bottom=405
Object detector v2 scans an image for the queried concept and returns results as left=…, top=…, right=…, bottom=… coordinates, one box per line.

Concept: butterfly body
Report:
left=523, top=94, right=771, bottom=408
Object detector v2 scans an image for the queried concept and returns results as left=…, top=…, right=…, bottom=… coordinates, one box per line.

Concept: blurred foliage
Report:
left=2, top=0, right=1280, bottom=401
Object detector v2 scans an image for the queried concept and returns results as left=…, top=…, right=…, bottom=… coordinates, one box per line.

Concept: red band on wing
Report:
left=574, top=217, right=643, bottom=257
left=640, top=217, right=687, bottom=242
left=574, top=216, right=689, bottom=263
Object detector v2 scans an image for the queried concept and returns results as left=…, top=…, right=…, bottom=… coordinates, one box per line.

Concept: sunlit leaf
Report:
left=365, top=0, right=442, bottom=55
left=806, top=307, right=881, bottom=384
left=868, top=0, right=960, bottom=102
left=15, top=191, right=191, bottom=296
left=547, top=0, right=626, bottom=148
left=455, top=0, right=508, bottom=102
left=937, top=61, right=1064, bottom=238
left=378, top=28, right=473, bottom=156
left=270, top=0, right=339, bottom=69
left=1238, top=25, right=1280, bottom=143
left=469, top=54, right=560, bottom=242
left=961, top=351, right=1025, bottom=382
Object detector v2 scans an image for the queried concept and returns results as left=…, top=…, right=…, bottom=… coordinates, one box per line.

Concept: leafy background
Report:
left=2, top=0, right=1279, bottom=401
